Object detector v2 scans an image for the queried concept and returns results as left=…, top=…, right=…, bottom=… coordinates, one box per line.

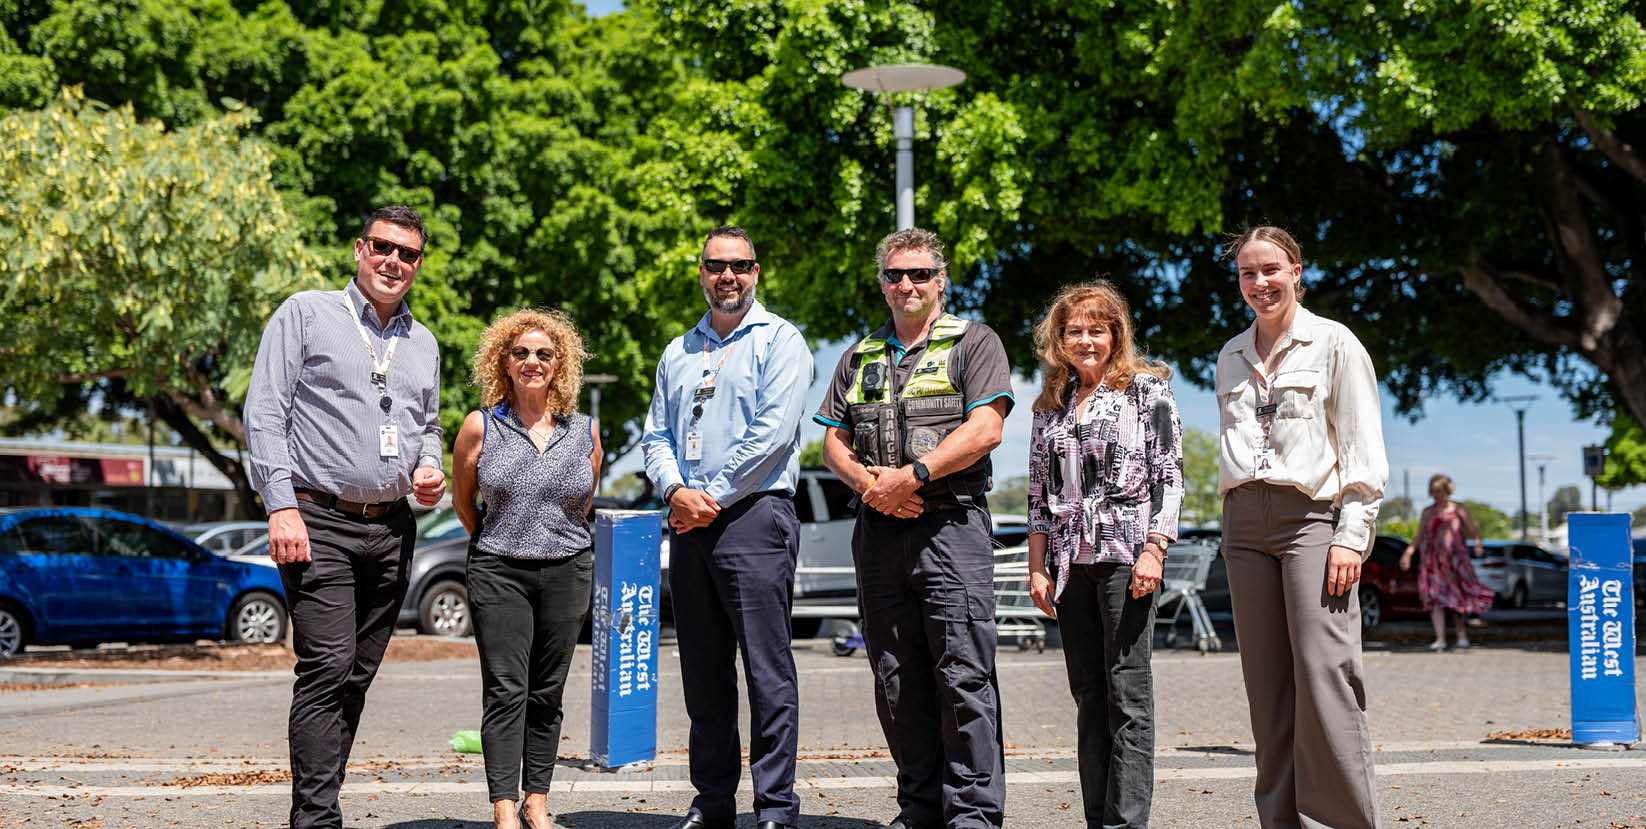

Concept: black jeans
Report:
left=1057, top=562, right=1157, bottom=828
left=278, top=498, right=414, bottom=829
left=467, top=547, right=593, bottom=802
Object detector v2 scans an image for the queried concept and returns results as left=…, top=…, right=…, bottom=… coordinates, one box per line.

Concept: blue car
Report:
left=0, top=507, right=288, bottom=658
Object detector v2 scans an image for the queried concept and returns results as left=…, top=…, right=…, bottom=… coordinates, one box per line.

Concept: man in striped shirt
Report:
left=245, top=204, right=447, bottom=829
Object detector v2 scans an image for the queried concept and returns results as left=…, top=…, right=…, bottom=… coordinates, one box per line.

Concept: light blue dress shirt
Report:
left=642, top=300, right=813, bottom=508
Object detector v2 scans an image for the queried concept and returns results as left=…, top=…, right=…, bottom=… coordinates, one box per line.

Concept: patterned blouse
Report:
left=474, top=402, right=596, bottom=560
left=1027, top=372, right=1185, bottom=600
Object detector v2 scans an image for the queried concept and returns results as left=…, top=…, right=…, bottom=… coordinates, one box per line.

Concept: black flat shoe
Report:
left=755, top=822, right=795, bottom=829
left=668, top=812, right=732, bottom=829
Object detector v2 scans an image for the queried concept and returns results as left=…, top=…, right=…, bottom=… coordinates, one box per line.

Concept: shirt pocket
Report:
left=1216, top=374, right=1251, bottom=425
left=1272, top=368, right=1321, bottom=419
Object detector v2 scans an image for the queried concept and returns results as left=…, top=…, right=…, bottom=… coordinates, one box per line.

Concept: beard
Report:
left=703, top=281, right=756, bottom=314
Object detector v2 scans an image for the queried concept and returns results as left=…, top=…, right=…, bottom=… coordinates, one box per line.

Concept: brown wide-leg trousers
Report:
left=1222, top=482, right=1378, bottom=829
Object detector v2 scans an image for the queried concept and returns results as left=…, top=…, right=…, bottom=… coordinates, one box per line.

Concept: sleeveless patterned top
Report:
left=474, top=402, right=595, bottom=559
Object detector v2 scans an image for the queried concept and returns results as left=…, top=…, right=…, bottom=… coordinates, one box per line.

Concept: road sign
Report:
left=1583, top=445, right=1606, bottom=478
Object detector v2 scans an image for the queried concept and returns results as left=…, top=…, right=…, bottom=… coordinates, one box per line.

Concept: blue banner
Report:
left=1567, top=513, right=1638, bottom=746
left=591, top=509, right=662, bottom=768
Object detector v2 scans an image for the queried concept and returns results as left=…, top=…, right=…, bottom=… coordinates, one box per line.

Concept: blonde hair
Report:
left=1032, top=280, right=1169, bottom=412
left=1428, top=473, right=1454, bottom=497
left=471, top=308, right=587, bottom=416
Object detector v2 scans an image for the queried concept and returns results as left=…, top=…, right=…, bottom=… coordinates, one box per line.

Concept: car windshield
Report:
left=416, top=507, right=467, bottom=541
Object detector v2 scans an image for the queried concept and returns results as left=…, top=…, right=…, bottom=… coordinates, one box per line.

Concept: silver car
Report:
left=1473, top=540, right=1569, bottom=608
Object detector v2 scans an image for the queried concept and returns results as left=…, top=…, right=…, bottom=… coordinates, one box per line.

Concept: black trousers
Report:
left=668, top=491, right=801, bottom=826
left=853, top=503, right=1005, bottom=829
left=467, top=547, right=593, bottom=802
left=277, top=498, right=414, bottom=829
left=1056, top=562, right=1157, bottom=828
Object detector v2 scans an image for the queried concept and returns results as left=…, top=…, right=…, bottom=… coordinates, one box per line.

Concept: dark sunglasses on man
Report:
left=364, top=236, right=423, bottom=264
left=881, top=267, right=939, bottom=284
left=702, top=258, right=757, bottom=274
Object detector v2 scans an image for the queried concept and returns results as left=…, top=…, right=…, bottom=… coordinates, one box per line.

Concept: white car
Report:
left=186, top=521, right=271, bottom=557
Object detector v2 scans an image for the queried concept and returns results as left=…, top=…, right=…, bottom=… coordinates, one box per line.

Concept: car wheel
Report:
left=1359, top=586, right=1382, bottom=635
left=0, top=604, right=30, bottom=658
left=1510, top=582, right=1528, bottom=610
left=418, top=580, right=472, bottom=637
left=227, top=592, right=287, bottom=644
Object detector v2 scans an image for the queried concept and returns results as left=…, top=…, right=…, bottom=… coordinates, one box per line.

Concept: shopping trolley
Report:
left=1156, top=539, right=1222, bottom=653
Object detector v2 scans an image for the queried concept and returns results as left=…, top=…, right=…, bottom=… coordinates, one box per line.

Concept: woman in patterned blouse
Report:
left=1025, top=280, right=1185, bottom=828
left=451, top=308, right=600, bottom=829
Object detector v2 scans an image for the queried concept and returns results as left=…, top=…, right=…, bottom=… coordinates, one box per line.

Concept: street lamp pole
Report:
left=1528, top=453, right=1555, bottom=542
left=1500, top=395, right=1537, bottom=541
left=841, top=64, right=966, bottom=231
left=585, top=373, right=617, bottom=488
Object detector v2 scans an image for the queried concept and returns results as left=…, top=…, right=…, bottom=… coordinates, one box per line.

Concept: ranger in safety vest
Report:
left=815, top=228, right=1015, bottom=829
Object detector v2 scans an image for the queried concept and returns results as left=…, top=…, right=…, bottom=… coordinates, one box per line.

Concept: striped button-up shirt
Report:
left=245, top=279, right=443, bottom=512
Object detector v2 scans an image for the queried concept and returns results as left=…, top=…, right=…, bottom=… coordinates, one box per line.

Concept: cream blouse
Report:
left=1215, top=306, right=1388, bottom=552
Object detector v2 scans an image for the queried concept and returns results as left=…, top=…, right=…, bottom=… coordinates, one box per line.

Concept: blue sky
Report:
left=610, top=332, right=1644, bottom=519
left=583, top=0, right=625, bottom=15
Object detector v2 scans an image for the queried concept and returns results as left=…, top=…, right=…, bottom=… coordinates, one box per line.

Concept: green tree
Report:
left=1547, top=485, right=1585, bottom=526
left=1461, top=500, right=1515, bottom=540
left=988, top=474, right=1028, bottom=516
left=0, top=87, right=325, bottom=512
left=1597, top=408, right=1646, bottom=488
left=1180, top=427, right=1218, bottom=526
left=798, top=438, right=825, bottom=468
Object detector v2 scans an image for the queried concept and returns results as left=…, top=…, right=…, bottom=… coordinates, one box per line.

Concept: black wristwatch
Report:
left=663, top=482, right=684, bottom=506
left=911, top=461, right=930, bottom=483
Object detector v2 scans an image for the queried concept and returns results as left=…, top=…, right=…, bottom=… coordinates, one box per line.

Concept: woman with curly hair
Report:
left=451, top=308, right=599, bottom=829
left=1025, top=280, right=1184, bottom=828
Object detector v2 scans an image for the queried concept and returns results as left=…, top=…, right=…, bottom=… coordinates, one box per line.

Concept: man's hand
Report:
left=668, top=488, right=721, bottom=534
left=412, top=466, right=447, bottom=506
left=267, top=508, right=311, bottom=564
left=1130, top=544, right=1164, bottom=599
left=1326, top=544, right=1363, bottom=597
left=862, top=465, right=924, bottom=519
left=1028, top=568, right=1057, bottom=619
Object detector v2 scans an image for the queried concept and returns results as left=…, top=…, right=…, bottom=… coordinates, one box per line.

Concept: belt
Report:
left=293, top=488, right=403, bottom=518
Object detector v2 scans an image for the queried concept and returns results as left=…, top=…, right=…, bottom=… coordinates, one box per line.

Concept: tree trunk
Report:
left=149, top=396, right=264, bottom=520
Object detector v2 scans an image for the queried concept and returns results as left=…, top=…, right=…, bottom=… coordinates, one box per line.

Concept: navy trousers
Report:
left=853, top=502, right=1005, bottom=829
left=668, top=491, right=801, bottom=826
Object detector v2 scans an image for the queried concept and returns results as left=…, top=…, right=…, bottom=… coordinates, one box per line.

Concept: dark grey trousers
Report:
left=1056, top=562, right=1157, bottom=828
left=278, top=498, right=414, bottom=829
left=1223, top=482, right=1378, bottom=829
left=853, top=503, right=1005, bottom=829
left=467, top=547, right=593, bottom=802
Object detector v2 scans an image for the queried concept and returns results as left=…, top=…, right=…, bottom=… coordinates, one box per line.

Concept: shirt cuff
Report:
left=260, top=474, right=298, bottom=514
left=416, top=455, right=441, bottom=470
left=1331, top=502, right=1376, bottom=554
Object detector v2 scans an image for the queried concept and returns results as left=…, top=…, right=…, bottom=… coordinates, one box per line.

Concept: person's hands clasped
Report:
left=267, top=507, right=312, bottom=564
left=668, top=487, right=721, bottom=533
left=412, top=466, right=447, bottom=506
left=1028, top=568, right=1057, bottom=619
left=1326, top=544, right=1363, bottom=597
left=862, top=465, right=925, bottom=519
left=1130, top=543, right=1165, bottom=599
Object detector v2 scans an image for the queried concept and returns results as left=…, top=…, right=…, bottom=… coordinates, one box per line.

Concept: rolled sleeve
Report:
left=244, top=297, right=305, bottom=513
left=1143, top=378, right=1185, bottom=543
left=703, top=326, right=813, bottom=504
left=1328, top=331, right=1388, bottom=552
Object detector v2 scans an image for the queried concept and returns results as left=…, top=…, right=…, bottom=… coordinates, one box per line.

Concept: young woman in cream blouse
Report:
left=1215, top=227, right=1389, bottom=829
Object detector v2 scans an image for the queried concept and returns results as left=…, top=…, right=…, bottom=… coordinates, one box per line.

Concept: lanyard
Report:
left=699, top=337, right=737, bottom=386
left=340, top=297, right=401, bottom=413
left=1252, top=361, right=1277, bottom=447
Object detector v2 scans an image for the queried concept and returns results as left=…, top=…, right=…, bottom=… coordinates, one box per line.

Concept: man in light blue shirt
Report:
left=642, top=226, right=812, bottom=829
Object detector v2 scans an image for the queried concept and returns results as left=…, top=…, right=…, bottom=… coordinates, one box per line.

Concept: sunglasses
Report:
left=364, top=236, right=423, bottom=264
left=508, top=347, right=557, bottom=362
left=881, top=267, right=939, bottom=284
left=702, top=258, right=757, bottom=274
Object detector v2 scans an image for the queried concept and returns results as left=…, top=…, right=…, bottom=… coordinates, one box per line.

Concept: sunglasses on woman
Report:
left=881, top=267, right=938, bottom=284
left=702, top=258, right=757, bottom=274
left=509, top=347, right=556, bottom=362
left=364, top=236, right=423, bottom=264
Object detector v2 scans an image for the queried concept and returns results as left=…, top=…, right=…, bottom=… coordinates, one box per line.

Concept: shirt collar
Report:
left=692, top=299, right=774, bottom=345
left=1233, top=304, right=1320, bottom=357
left=344, top=279, right=412, bottom=331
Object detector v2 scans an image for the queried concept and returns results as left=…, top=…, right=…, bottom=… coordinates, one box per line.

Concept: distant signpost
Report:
left=1583, top=445, right=1606, bottom=511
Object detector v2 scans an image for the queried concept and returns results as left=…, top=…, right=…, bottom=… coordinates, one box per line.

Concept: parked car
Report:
left=1358, top=534, right=1425, bottom=634
left=991, top=513, right=1029, bottom=548
left=1473, top=540, right=1569, bottom=608
left=1633, top=538, right=1646, bottom=608
left=185, top=521, right=271, bottom=556
left=0, top=507, right=288, bottom=658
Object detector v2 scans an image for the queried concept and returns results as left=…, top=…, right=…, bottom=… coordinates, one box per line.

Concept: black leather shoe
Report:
left=883, top=818, right=915, bottom=829
left=755, top=822, right=795, bottom=829
left=668, top=812, right=732, bottom=829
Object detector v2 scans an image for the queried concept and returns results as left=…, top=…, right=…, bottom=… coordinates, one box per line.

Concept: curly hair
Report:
left=471, top=308, right=588, bottom=416
left=1032, top=280, right=1169, bottom=413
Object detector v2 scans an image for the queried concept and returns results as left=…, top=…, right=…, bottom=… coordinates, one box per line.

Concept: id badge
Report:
left=1254, top=447, right=1275, bottom=477
left=684, top=431, right=703, bottom=461
left=693, top=385, right=716, bottom=402
left=379, top=424, right=400, bottom=459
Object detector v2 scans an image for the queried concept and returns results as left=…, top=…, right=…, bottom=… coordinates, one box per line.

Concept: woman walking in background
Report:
left=451, top=308, right=598, bottom=829
left=1025, top=280, right=1184, bottom=828
left=1401, top=473, right=1495, bottom=650
left=1215, top=227, right=1388, bottom=829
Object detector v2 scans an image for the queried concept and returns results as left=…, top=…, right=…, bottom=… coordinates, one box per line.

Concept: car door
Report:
left=1522, top=545, right=1567, bottom=606
left=795, top=473, right=859, bottom=600
left=93, top=518, right=224, bottom=636
left=10, top=515, right=108, bottom=634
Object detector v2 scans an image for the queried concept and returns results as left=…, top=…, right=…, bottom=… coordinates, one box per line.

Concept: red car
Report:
left=1358, top=534, right=1425, bottom=635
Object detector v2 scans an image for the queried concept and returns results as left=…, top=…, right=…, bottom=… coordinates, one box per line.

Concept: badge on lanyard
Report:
left=693, top=386, right=716, bottom=402
left=379, top=424, right=400, bottom=459
left=684, top=431, right=703, bottom=461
